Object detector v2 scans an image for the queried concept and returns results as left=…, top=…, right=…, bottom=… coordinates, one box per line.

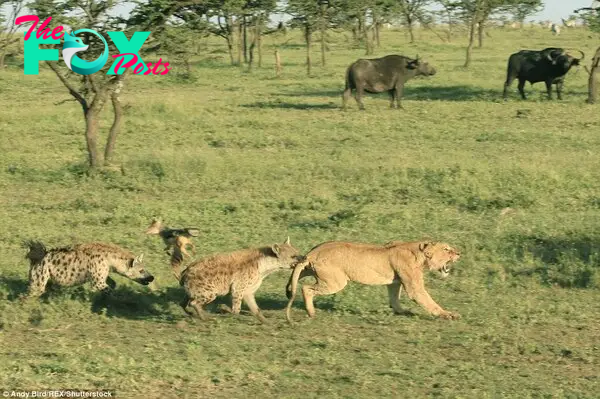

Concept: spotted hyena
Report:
left=179, top=237, right=303, bottom=323
left=23, top=241, right=155, bottom=299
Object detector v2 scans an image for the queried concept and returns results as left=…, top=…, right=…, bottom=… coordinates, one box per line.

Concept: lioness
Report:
left=285, top=240, right=461, bottom=322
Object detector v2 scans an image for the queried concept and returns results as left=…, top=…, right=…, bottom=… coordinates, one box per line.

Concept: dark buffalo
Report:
left=503, top=47, right=584, bottom=100
left=342, top=54, right=437, bottom=110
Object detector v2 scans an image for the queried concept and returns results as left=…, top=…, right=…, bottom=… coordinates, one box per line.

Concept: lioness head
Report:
left=419, top=241, right=461, bottom=278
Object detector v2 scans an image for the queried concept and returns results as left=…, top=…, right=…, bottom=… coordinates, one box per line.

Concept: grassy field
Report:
left=1, top=26, right=599, bottom=398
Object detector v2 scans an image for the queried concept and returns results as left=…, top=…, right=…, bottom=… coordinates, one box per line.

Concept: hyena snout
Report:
left=135, top=272, right=155, bottom=285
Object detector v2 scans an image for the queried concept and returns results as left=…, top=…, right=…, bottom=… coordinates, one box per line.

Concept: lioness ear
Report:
left=419, top=242, right=430, bottom=251
left=272, top=244, right=281, bottom=257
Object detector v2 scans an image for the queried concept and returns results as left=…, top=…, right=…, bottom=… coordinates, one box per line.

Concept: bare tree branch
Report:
left=45, top=61, right=89, bottom=113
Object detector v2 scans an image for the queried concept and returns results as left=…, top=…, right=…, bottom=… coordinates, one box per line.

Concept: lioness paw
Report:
left=439, top=311, right=460, bottom=320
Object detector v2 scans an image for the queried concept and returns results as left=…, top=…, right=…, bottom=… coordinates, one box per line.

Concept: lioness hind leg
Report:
left=301, top=277, right=347, bottom=318
left=285, top=268, right=315, bottom=299
left=387, top=282, right=405, bottom=314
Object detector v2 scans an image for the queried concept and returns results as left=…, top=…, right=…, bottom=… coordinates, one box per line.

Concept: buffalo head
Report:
left=547, top=48, right=585, bottom=67
left=407, top=55, right=436, bottom=76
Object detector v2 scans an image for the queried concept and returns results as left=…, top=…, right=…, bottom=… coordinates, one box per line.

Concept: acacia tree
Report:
left=285, top=0, right=323, bottom=75
left=25, top=0, right=197, bottom=169
left=0, top=0, right=26, bottom=68
left=508, top=0, right=542, bottom=27
left=396, top=0, right=430, bottom=43
left=246, top=0, right=277, bottom=69
left=453, top=0, right=541, bottom=67
left=434, top=0, right=459, bottom=41
left=575, top=5, right=600, bottom=103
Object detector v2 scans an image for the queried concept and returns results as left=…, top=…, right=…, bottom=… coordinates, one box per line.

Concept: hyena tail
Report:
left=23, top=240, right=47, bottom=266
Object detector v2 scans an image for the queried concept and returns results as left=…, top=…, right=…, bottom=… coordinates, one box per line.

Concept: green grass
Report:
left=1, top=27, right=600, bottom=398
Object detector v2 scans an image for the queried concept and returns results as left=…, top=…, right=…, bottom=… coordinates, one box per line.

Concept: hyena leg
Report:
left=243, top=292, right=267, bottom=323
left=106, top=276, right=117, bottom=290
left=302, top=271, right=348, bottom=318
left=90, top=271, right=110, bottom=292
left=189, top=295, right=216, bottom=321
left=24, top=265, right=50, bottom=299
left=180, top=295, right=193, bottom=315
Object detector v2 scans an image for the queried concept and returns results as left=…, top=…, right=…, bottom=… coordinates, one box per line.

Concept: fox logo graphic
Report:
left=16, top=15, right=171, bottom=76
left=62, top=29, right=109, bottom=75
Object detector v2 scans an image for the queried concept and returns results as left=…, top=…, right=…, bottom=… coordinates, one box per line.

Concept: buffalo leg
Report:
left=342, top=88, right=352, bottom=110
left=389, top=89, right=396, bottom=108
left=517, top=78, right=527, bottom=100
left=503, top=74, right=516, bottom=100
left=555, top=80, right=563, bottom=100
left=545, top=79, right=553, bottom=99
left=395, top=84, right=405, bottom=109
left=355, top=85, right=366, bottom=110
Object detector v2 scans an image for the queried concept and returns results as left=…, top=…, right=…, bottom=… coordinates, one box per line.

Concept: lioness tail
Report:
left=285, top=259, right=310, bottom=323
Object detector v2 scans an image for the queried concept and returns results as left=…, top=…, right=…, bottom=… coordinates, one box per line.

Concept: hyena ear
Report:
left=272, top=244, right=281, bottom=257
left=285, top=236, right=290, bottom=245
left=133, top=253, right=144, bottom=265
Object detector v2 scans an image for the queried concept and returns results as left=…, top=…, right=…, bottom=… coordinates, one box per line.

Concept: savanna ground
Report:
left=1, top=26, right=599, bottom=398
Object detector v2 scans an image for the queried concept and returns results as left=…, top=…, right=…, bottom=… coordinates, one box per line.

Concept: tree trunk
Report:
left=104, top=77, right=125, bottom=164
left=243, top=15, right=248, bottom=64
left=256, top=15, right=262, bottom=68
left=586, top=47, right=600, bottom=104
left=375, top=22, right=381, bottom=47
left=236, top=20, right=242, bottom=65
left=0, top=52, right=5, bottom=69
left=305, top=25, right=312, bottom=76
left=464, top=18, right=476, bottom=68
left=320, top=30, right=326, bottom=66
left=363, top=12, right=373, bottom=55
left=84, top=106, right=102, bottom=168
left=477, top=21, right=484, bottom=48
left=226, top=15, right=235, bottom=65
left=320, top=3, right=327, bottom=66
left=274, top=49, right=281, bottom=77
left=407, top=19, right=415, bottom=43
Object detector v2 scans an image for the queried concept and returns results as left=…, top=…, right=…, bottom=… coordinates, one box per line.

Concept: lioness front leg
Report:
left=402, top=280, right=459, bottom=320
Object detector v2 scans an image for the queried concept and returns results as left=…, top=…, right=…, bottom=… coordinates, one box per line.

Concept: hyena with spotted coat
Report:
left=23, top=241, right=155, bottom=299
left=179, top=237, right=303, bottom=323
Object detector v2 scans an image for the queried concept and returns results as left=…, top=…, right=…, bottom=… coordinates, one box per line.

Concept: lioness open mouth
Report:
left=440, top=264, right=450, bottom=278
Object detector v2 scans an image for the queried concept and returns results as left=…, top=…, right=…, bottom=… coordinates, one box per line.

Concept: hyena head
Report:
left=115, top=254, right=155, bottom=285
left=272, top=237, right=305, bottom=268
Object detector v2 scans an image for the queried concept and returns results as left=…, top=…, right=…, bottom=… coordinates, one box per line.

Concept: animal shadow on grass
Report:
left=277, top=85, right=499, bottom=103
left=254, top=292, right=335, bottom=312
left=0, top=276, right=28, bottom=300
left=505, top=233, right=600, bottom=288
left=240, top=101, right=339, bottom=110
